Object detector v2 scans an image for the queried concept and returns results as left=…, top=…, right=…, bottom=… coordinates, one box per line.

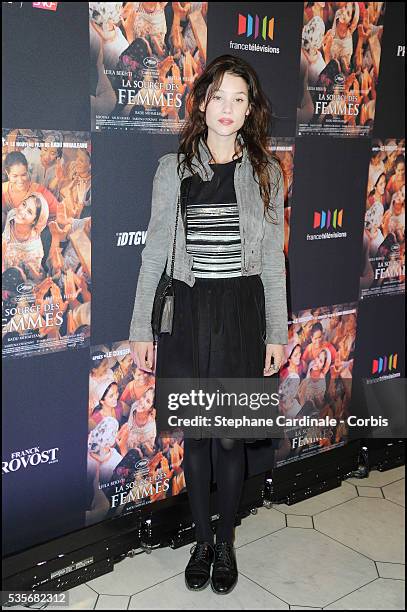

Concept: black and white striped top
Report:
left=184, top=158, right=242, bottom=278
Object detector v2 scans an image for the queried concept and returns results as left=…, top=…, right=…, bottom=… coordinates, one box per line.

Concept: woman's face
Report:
left=75, top=150, right=90, bottom=174
left=317, top=350, right=327, bottom=370
left=15, top=197, right=37, bottom=226
left=395, top=161, right=405, bottom=180
left=120, top=353, right=133, bottom=372
left=134, top=406, right=148, bottom=424
left=133, top=368, right=147, bottom=385
left=102, top=384, right=119, bottom=409
left=7, top=163, right=30, bottom=191
left=376, top=174, right=386, bottom=195
left=371, top=153, right=380, bottom=165
left=201, top=72, right=250, bottom=141
left=94, top=358, right=109, bottom=377
left=311, top=328, right=323, bottom=349
left=290, top=345, right=302, bottom=366
left=40, top=148, right=59, bottom=167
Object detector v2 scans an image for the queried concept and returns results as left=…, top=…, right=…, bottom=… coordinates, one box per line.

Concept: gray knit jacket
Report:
left=129, top=137, right=288, bottom=345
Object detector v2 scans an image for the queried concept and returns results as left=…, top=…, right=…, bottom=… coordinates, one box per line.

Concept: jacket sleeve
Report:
left=128, top=157, right=172, bottom=342
left=260, top=160, right=289, bottom=345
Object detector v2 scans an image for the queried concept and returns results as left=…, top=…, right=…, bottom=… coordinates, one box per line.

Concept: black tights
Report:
left=183, top=437, right=245, bottom=545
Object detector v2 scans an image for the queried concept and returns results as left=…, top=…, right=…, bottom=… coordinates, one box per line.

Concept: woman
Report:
left=86, top=416, right=123, bottom=525
left=364, top=200, right=385, bottom=257
left=280, top=343, right=304, bottom=381
left=128, top=55, right=288, bottom=595
left=112, top=346, right=134, bottom=395
left=306, top=347, right=331, bottom=379
left=2, top=151, right=59, bottom=229
left=367, top=172, right=387, bottom=210
left=328, top=2, right=360, bottom=74
left=58, top=149, right=91, bottom=221
left=301, top=15, right=327, bottom=87
left=88, top=351, right=115, bottom=415
left=21, top=133, right=63, bottom=196
left=2, top=193, right=49, bottom=283
left=386, top=156, right=405, bottom=205
left=87, top=416, right=123, bottom=486
left=126, top=387, right=157, bottom=458
left=89, top=3, right=129, bottom=71
left=120, top=366, right=155, bottom=408
left=89, top=381, right=124, bottom=431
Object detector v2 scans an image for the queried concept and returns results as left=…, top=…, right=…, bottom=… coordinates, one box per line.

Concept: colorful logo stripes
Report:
left=237, top=13, right=275, bottom=40
left=372, top=354, right=398, bottom=374
left=313, top=209, right=344, bottom=230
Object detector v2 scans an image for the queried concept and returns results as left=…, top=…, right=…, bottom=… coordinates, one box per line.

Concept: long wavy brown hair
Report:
left=177, top=54, right=282, bottom=222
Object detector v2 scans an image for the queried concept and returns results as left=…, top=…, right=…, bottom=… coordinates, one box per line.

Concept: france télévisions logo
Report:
left=372, top=354, right=398, bottom=375
left=237, top=13, right=275, bottom=40
left=307, top=208, right=347, bottom=240
left=313, top=208, right=344, bottom=230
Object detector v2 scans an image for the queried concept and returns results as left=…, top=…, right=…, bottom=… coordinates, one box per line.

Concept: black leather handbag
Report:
left=151, top=192, right=181, bottom=337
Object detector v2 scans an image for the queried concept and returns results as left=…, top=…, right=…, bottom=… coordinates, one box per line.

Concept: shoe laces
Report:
left=189, top=541, right=214, bottom=563
left=214, top=541, right=234, bottom=566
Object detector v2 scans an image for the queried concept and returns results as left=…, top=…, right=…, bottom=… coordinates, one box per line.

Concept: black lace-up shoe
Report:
left=211, top=541, right=238, bottom=594
left=184, top=541, right=215, bottom=591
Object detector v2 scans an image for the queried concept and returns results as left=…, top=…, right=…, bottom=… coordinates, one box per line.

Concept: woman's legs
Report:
left=183, top=436, right=246, bottom=545
left=183, top=437, right=214, bottom=544
left=215, top=438, right=245, bottom=544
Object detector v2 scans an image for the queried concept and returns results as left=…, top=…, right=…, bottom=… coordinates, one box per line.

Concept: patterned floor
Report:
left=8, top=465, right=405, bottom=610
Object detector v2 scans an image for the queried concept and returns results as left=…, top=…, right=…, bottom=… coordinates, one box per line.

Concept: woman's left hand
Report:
left=264, top=344, right=285, bottom=376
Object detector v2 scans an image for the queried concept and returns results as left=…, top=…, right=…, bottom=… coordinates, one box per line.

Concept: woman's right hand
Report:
left=129, top=341, right=155, bottom=373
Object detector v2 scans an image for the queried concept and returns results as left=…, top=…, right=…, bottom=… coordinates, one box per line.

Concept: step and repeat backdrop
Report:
left=2, top=2, right=405, bottom=556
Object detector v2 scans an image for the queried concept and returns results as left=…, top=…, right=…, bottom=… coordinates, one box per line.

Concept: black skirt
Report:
left=154, top=274, right=269, bottom=443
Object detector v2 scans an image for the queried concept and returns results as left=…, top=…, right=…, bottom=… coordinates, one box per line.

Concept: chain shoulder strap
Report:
left=168, top=192, right=180, bottom=284
left=168, top=166, right=187, bottom=284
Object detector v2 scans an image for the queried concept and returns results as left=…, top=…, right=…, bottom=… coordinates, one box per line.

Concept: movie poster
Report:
left=89, top=2, right=208, bottom=133
left=274, top=303, right=357, bottom=467
left=86, top=341, right=185, bottom=527
left=2, top=129, right=91, bottom=359
left=360, top=139, right=405, bottom=298
left=297, top=2, right=386, bottom=137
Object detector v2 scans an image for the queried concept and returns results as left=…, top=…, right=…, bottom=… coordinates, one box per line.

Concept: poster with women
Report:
left=297, top=2, right=386, bottom=137
left=86, top=341, right=185, bottom=527
left=274, top=303, right=357, bottom=468
left=2, top=129, right=91, bottom=359
left=89, top=2, right=208, bottom=133
left=360, top=139, right=405, bottom=298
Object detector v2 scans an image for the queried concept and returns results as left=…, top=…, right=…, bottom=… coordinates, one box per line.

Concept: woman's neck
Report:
left=101, top=405, right=114, bottom=418
left=10, top=182, right=31, bottom=199
left=12, top=220, right=32, bottom=240
left=206, top=131, right=242, bottom=164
